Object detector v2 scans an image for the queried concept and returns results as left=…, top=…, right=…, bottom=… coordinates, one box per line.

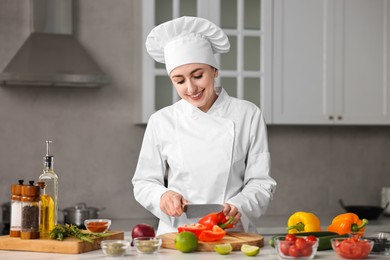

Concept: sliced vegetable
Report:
left=327, top=213, right=368, bottom=235
left=178, top=223, right=207, bottom=238
left=198, top=212, right=234, bottom=230
left=198, top=225, right=226, bottom=242
left=287, top=212, right=322, bottom=233
left=332, top=236, right=372, bottom=258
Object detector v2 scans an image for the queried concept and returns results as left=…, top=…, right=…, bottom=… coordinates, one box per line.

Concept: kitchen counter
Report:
left=0, top=232, right=389, bottom=259
left=0, top=215, right=389, bottom=259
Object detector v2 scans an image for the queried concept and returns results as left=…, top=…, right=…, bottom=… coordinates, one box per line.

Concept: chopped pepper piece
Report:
left=286, top=212, right=322, bottom=233
left=327, top=213, right=368, bottom=235
left=198, top=225, right=226, bottom=242
left=198, top=212, right=234, bottom=230
left=178, top=223, right=207, bottom=238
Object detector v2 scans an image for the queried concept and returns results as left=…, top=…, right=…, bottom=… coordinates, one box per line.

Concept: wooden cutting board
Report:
left=0, top=231, right=124, bottom=254
left=158, top=232, right=264, bottom=252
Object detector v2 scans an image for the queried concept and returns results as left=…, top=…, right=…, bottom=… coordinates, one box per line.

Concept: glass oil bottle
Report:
left=37, top=181, right=54, bottom=238
left=38, top=141, right=59, bottom=236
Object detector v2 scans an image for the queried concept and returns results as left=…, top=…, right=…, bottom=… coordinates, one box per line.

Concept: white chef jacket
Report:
left=132, top=88, right=276, bottom=235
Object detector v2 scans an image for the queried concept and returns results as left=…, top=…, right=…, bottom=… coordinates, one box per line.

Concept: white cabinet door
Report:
left=272, top=0, right=333, bottom=124
left=334, top=0, right=390, bottom=124
left=272, top=0, right=390, bottom=125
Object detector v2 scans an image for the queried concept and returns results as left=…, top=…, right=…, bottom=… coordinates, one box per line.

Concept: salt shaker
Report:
left=9, top=180, right=24, bottom=237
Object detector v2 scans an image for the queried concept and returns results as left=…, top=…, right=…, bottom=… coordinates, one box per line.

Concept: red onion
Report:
left=131, top=223, right=155, bottom=246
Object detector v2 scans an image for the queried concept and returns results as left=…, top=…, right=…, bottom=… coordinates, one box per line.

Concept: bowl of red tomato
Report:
left=274, top=234, right=319, bottom=259
left=331, top=236, right=374, bottom=259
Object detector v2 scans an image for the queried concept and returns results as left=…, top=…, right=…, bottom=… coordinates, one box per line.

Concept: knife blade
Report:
left=183, top=204, right=224, bottom=218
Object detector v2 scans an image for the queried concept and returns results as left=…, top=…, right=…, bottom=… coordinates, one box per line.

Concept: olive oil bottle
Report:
left=38, top=141, right=58, bottom=237
left=37, top=181, right=55, bottom=237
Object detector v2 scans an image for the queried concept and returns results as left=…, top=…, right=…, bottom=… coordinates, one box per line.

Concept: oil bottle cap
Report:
left=43, top=141, right=54, bottom=167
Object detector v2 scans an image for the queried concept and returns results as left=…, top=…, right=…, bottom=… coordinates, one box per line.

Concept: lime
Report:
left=214, top=243, right=233, bottom=255
left=175, top=231, right=198, bottom=253
left=241, top=244, right=260, bottom=256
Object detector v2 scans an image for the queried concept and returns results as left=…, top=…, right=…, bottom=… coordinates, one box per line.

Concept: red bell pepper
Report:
left=198, top=212, right=234, bottom=230
left=177, top=223, right=207, bottom=238
left=198, top=225, right=226, bottom=242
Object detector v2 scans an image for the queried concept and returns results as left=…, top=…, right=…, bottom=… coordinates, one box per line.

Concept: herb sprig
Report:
left=50, top=224, right=112, bottom=243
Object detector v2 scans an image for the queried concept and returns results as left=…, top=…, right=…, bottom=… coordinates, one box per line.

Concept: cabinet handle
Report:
left=329, top=116, right=334, bottom=120
left=337, top=115, right=342, bottom=120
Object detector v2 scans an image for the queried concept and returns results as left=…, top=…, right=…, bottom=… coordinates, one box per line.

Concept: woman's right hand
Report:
left=160, top=190, right=188, bottom=217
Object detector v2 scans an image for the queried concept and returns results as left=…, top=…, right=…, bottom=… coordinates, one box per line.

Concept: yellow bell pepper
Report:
left=286, top=211, right=322, bottom=233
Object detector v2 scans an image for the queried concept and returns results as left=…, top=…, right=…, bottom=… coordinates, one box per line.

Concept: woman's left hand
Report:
left=222, top=203, right=241, bottom=226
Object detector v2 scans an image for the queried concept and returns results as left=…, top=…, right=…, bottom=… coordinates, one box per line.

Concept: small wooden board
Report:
left=0, top=231, right=124, bottom=254
left=158, top=232, right=264, bottom=252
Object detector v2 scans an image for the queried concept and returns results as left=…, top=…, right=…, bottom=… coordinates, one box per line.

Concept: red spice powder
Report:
left=86, top=221, right=109, bottom=233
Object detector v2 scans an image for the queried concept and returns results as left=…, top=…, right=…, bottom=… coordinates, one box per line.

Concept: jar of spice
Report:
left=20, top=181, right=40, bottom=239
left=10, top=180, right=24, bottom=237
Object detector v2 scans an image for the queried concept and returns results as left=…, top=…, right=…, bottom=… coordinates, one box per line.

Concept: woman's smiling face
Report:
left=170, top=63, right=218, bottom=112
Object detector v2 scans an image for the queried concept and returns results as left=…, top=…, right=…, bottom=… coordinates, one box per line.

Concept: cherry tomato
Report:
left=300, top=245, right=313, bottom=257
left=295, top=237, right=307, bottom=249
left=285, top=234, right=297, bottom=242
left=306, top=235, right=317, bottom=245
left=288, top=245, right=300, bottom=257
left=279, top=241, right=291, bottom=256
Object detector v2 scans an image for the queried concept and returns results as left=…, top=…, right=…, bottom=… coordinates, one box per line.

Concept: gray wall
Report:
left=1, top=0, right=389, bottom=226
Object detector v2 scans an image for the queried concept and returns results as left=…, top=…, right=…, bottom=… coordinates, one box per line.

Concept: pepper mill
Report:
left=20, top=181, right=40, bottom=239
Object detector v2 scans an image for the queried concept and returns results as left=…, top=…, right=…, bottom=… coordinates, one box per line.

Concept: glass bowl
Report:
left=101, top=240, right=130, bottom=257
left=363, top=232, right=390, bottom=255
left=331, top=237, right=374, bottom=259
left=274, top=236, right=318, bottom=259
left=84, top=219, right=111, bottom=233
left=133, top=237, right=162, bottom=254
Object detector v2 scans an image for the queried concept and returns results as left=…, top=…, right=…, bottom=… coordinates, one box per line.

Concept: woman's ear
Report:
left=214, top=69, right=219, bottom=78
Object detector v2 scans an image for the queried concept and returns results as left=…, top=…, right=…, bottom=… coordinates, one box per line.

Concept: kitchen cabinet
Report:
left=139, top=0, right=272, bottom=123
left=272, top=0, right=390, bottom=125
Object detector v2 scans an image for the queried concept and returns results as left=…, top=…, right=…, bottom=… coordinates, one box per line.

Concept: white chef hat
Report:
left=145, top=16, right=230, bottom=74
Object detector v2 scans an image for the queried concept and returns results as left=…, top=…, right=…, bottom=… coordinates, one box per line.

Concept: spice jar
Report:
left=20, top=181, right=40, bottom=239
left=10, top=180, right=24, bottom=237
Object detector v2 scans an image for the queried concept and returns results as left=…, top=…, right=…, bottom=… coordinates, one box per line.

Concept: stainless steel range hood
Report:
left=0, top=0, right=111, bottom=87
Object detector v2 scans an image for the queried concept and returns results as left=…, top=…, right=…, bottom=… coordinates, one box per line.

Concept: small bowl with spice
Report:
left=84, top=219, right=111, bottom=234
left=101, top=240, right=130, bottom=257
left=133, top=237, right=162, bottom=254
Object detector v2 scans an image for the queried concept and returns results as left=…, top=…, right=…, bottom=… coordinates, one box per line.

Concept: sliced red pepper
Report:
left=177, top=223, right=207, bottom=238
left=198, top=212, right=234, bottom=230
left=198, top=225, right=226, bottom=242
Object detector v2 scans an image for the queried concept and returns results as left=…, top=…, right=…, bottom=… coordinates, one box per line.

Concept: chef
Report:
left=132, top=16, right=277, bottom=235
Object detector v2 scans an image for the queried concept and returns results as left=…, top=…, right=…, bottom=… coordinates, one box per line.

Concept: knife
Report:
left=183, top=204, right=224, bottom=218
